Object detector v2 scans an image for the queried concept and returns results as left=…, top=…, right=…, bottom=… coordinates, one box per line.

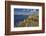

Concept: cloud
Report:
left=14, top=8, right=39, bottom=15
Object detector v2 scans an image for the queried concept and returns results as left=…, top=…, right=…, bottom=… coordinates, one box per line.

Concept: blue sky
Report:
left=14, top=8, right=39, bottom=15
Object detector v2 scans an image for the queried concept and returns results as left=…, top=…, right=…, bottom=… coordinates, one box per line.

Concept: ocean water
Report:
left=14, top=15, right=28, bottom=27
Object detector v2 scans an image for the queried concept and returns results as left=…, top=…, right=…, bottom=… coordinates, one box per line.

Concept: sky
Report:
left=14, top=8, right=39, bottom=15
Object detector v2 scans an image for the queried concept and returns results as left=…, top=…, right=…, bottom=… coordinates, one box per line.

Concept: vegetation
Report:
left=17, top=13, right=39, bottom=27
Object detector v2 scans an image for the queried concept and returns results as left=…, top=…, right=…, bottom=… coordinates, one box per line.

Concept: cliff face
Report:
left=14, top=15, right=39, bottom=27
